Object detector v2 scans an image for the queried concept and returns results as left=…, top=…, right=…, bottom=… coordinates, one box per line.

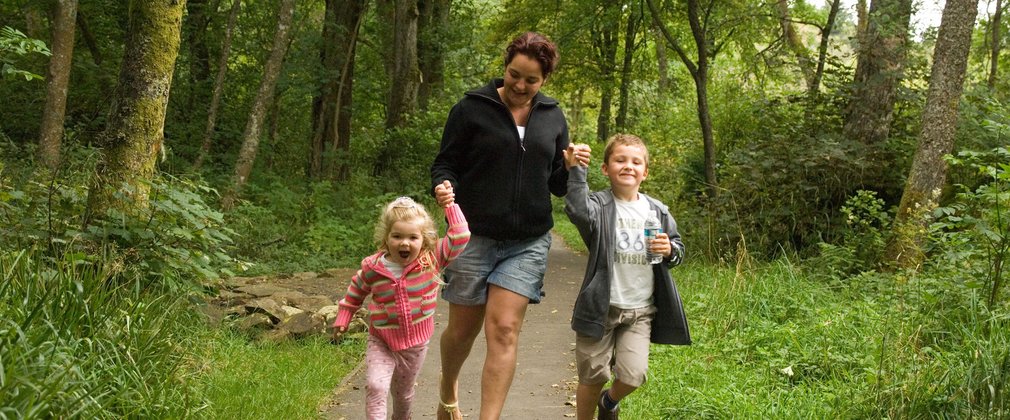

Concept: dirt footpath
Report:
left=320, top=233, right=587, bottom=419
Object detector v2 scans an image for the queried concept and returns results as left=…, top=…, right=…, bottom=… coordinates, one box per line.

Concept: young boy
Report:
left=563, top=134, right=690, bottom=420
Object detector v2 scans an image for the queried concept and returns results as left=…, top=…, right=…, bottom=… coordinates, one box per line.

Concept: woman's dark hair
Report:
left=504, top=32, right=559, bottom=79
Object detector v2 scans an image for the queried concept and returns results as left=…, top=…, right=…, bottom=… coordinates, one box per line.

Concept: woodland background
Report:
left=1, top=0, right=1008, bottom=418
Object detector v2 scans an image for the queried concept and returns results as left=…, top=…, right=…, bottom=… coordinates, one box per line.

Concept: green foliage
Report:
left=0, top=149, right=241, bottom=289
left=631, top=257, right=1009, bottom=418
left=0, top=249, right=202, bottom=418
left=809, top=190, right=891, bottom=279
left=0, top=26, right=49, bottom=81
left=930, top=147, right=1010, bottom=309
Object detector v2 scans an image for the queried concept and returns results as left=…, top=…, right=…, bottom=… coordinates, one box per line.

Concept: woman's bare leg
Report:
left=479, top=285, right=529, bottom=419
left=438, top=302, right=485, bottom=420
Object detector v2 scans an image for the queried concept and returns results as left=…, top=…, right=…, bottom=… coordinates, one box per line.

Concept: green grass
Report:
left=194, top=330, right=365, bottom=419
left=0, top=250, right=200, bottom=418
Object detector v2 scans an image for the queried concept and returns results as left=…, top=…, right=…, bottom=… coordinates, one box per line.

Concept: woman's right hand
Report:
left=564, top=144, right=591, bottom=169
left=435, top=180, right=455, bottom=207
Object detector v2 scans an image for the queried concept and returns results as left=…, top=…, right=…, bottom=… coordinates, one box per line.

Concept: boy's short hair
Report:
left=603, top=133, right=650, bottom=167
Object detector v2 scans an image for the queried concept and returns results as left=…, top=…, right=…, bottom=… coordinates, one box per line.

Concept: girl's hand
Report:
left=331, top=325, right=347, bottom=343
left=563, top=144, right=591, bottom=170
left=650, top=232, right=674, bottom=257
left=434, top=180, right=455, bottom=208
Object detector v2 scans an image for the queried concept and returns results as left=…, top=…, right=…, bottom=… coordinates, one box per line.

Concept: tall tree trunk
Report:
left=194, top=0, right=241, bottom=170
left=775, top=0, right=816, bottom=90
left=417, top=0, right=449, bottom=108
left=648, top=0, right=718, bottom=199
left=886, top=0, right=979, bottom=269
left=373, top=0, right=420, bottom=176
left=309, top=0, right=363, bottom=180
left=24, top=5, right=43, bottom=38
left=185, top=0, right=212, bottom=114
left=989, top=0, right=1004, bottom=89
left=331, top=15, right=360, bottom=182
left=384, top=0, right=420, bottom=129
left=842, top=0, right=912, bottom=178
left=810, top=0, right=841, bottom=96
left=76, top=10, right=102, bottom=65
left=616, top=5, right=640, bottom=132
left=654, top=25, right=671, bottom=92
left=857, top=0, right=869, bottom=43
left=38, top=0, right=78, bottom=170
left=221, top=0, right=296, bottom=210
left=593, top=9, right=619, bottom=142
left=85, top=0, right=186, bottom=222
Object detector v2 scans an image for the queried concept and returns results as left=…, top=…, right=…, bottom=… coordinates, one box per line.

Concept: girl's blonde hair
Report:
left=374, top=196, right=438, bottom=269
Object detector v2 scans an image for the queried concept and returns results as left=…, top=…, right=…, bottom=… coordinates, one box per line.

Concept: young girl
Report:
left=333, top=185, right=469, bottom=420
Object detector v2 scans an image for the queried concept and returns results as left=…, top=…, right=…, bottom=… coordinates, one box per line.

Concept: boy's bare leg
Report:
left=438, top=302, right=485, bottom=420
left=576, top=382, right=605, bottom=420
left=608, top=379, right=636, bottom=400
left=479, top=286, right=529, bottom=419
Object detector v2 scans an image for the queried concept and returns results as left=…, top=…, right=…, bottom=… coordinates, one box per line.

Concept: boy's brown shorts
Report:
left=575, top=305, right=656, bottom=387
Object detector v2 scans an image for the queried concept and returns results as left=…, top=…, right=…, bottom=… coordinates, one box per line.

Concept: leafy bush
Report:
left=0, top=249, right=203, bottom=418
left=0, top=26, right=49, bottom=81
left=0, top=161, right=241, bottom=289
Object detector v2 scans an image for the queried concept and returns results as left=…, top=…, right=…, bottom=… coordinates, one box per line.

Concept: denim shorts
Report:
left=441, top=232, right=552, bottom=305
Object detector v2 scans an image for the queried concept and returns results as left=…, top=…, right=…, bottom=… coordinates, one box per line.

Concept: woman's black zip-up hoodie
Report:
left=431, top=79, right=570, bottom=241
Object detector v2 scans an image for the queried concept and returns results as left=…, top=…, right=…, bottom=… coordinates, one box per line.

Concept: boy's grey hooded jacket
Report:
left=564, top=165, right=691, bottom=345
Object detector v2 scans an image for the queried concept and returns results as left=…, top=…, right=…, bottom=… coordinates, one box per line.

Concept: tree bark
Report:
left=221, top=0, right=296, bottom=210
left=24, top=5, right=43, bottom=38
left=185, top=0, right=212, bottom=114
left=38, top=0, right=78, bottom=170
left=417, top=0, right=449, bottom=108
left=647, top=0, right=718, bottom=199
left=76, top=10, right=102, bottom=65
left=85, top=0, right=186, bottom=222
left=593, top=22, right=618, bottom=142
left=989, top=0, right=1004, bottom=89
left=373, top=0, right=420, bottom=176
left=309, top=0, right=363, bottom=180
left=886, top=0, right=979, bottom=269
left=775, top=0, right=816, bottom=91
left=384, top=0, right=420, bottom=129
left=194, top=0, right=241, bottom=170
left=654, top=25, right=671, bottom=92
left=842, top=0, right=912, bottom=188
left=616, top=5, right=640, bottom=132
left=810, top=0, right=841, bottom=96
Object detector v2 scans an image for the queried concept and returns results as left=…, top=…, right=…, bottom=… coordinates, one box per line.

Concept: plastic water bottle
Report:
left=644, top=210, right=663, bottom=264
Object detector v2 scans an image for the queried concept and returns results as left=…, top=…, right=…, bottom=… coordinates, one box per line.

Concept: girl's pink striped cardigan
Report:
left=333, top=203, right=470, bottom=351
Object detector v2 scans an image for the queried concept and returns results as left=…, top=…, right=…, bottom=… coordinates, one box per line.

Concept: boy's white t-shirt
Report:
left=516, top=126, right=526, bottom=140
left=611, top=196, right=655, bottom=309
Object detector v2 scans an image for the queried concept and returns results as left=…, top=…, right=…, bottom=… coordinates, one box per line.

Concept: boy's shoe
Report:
left=597, top=390, right=620, bottom=420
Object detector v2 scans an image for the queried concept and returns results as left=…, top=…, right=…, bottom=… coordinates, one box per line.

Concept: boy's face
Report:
left=601, top=144, right=649, bottom=193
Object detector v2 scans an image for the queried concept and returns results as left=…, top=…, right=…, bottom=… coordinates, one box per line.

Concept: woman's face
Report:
left=502, top=53, right=545, bottom=109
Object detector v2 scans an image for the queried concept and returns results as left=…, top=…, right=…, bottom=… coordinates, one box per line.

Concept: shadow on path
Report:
left=320, top=233, right=586, bottom=419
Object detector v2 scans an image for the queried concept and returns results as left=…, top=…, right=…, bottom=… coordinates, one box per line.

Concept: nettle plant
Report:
left=929, top=147, right=1010, bottom=309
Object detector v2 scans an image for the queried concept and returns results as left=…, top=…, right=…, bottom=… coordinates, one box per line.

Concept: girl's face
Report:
left=385, top=217, right=425, bottom=265
left=501, top=53, right=545, bottom=109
